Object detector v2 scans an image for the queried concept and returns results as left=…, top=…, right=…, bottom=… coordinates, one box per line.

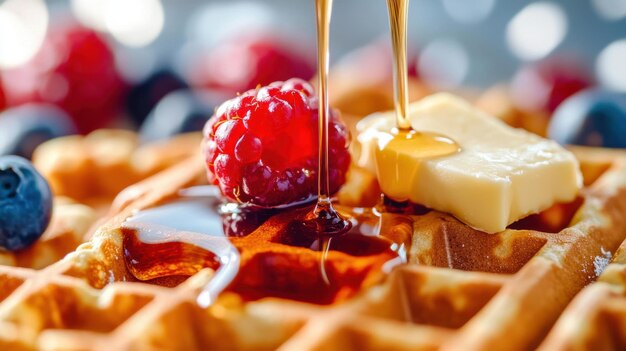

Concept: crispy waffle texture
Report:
left=0, top=146, right=624, bottom=350
left=0, top=132, right=204, bottom=272
left=33, top=130, right=203, bottom=208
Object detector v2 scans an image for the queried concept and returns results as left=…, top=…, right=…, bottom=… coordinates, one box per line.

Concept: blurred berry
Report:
left=511, top=57, right=594, bottom=113
left=188, top=34, right=315, bottom=95
left=1, top=22, right=126, bottom=134
left=140, top=90, right=217, bottom=143
left=0, top=81, right=5, bottom=111
left=126, top=68, right=188, bottom=127
left=334, top=38, right=419, bottom=85
left=0, top=104, right=77, bottom=159
left=0, top=156, right=52, bottom=251
left=549, top=89, right=626, bottom=148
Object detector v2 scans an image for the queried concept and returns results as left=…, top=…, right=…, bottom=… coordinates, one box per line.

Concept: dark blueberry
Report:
left=139, top=90, right=220, bottom=143
left=0, top=156, right=53, bottom=251
left=549, top=89, right=626, bottom=148
left=0, top=104, right=77, bottom=159
left=126, top=68, right=188, bottom=127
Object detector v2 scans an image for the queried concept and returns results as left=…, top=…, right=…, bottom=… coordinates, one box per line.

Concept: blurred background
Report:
left=0, top=0, right=625, bottom=160
left=1, top=0, right=622, bottom=87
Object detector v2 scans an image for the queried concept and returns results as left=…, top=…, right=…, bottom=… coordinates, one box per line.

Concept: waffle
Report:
left=540, top=237, right=626, bottom=350
left=539, top=153, right=626, bottom=350
left=32, top=130, right=203, bottom=211
left=475, top=84, right=550, bottom=137
left=0, top=132, right=204, bottom=271
left=0, top=145, right=625, bottom=350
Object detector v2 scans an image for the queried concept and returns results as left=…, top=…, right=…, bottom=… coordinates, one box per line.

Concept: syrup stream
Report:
left=315, top=0, right=333, bottom=204
left=303, top=0, right=352, bottom=238
left=387, top=0, right=411, bottom=131
left=380, top=0, right=460, bottom=205
left=320, top=237, right=332, bottom=285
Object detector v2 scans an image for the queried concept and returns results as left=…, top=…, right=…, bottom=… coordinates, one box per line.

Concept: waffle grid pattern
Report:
left=0, top=147, right=625, bottom=351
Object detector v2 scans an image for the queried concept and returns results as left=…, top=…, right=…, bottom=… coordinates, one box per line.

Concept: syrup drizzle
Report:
left=122, top=187, right=240, bottom=307
left=379, top=0, right=460, bottom=204
left=385, top=0, right=459, bottom=149
left=387, top=0, right=412, bottom=131
left=299, top=0, right=352, bottom=238
left=320, top=237, right=332, bottom=285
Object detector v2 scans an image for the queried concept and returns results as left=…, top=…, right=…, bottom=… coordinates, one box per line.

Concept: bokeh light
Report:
left=0, top=0, right=48, bottom=69
left=418, top=38, right=469, bottom=89
left=70, top=0, right=108, bottom=31
left=105, top=0, right=164, bottom=47
left=187, top=2, right=275, bottom=49
left=506, top=2, right=567, bottom=61
left=443, top=0, right=495, bottom=24
left=591, top=0, right=626, bottom=21
left=596, top=39, right=626, bottom=92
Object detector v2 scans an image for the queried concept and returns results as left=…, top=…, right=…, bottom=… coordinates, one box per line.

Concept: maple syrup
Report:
left=384, top=0, right=459, bottom=152
left=121, top=187, right=245, bottom=306
left=377, top=0, right=460, bottom=206
left=122, top=194, right=404, bottom=305
left=230, top=205, right=404, bottom=305
left=297, top=0, right=352, bottom=239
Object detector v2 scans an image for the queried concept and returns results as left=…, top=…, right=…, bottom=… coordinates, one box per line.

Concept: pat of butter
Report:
left=356, top=93, right=582, bottom=233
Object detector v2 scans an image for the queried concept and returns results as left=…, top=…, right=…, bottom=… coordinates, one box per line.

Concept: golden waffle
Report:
left=539, top=153, right=626, bottom=350
left=475, top=84, right=550, bottom=137
left=0, top=146, right=624, bottom=350
left=0, top=131, right=204, bottom=271
left=540, top=238, right=626, bottom=350
left=32, top=130, right=203, bottom=210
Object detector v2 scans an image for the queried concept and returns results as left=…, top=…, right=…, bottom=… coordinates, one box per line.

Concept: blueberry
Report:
left=139, top=90, right=219, bottom=143
left=0, top=156, right=52, bottom=251
left=0, top=104, right=77, bottom=159
left=549, top=89, right=626, bottom=148
left=126, top=68, right=188, bottom=127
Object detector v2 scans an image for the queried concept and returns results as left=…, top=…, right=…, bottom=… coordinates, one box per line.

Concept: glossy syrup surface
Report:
left=229, top=203, right=404, bottom=305
left=122, top=186, right=243, bottom=307
left=121, top=186, right=406, bottom=305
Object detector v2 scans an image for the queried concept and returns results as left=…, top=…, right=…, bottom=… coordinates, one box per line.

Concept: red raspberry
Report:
left=1, top=23, right=125, bottom=133
left=203, top=79, right=351, bottom=208
left=189, top=34, right=315, bottom=96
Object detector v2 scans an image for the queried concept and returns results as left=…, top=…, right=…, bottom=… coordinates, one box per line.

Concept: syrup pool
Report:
left=120, top=185, right=408, bottom=306
left=122, top=186, right=241, bottom=307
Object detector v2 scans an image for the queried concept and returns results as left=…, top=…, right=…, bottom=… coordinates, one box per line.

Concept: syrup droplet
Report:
left=320, top=236, right=332, bottom=285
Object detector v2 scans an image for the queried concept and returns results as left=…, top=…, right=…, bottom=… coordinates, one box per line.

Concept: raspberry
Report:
left=189, top=34, right=315, bottom=96
left=1, top=23, right=125, bottom=133
left=203, top=79, right=351, bottom=208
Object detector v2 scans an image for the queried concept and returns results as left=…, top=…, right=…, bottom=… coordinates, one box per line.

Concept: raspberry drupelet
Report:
left=202, top=78, right=351, bottom=208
